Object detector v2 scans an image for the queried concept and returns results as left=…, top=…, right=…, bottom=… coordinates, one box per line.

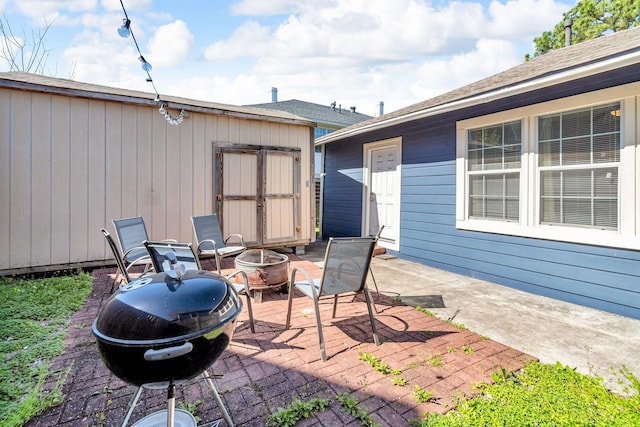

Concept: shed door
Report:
left=214, top=146, right=300, bottom=247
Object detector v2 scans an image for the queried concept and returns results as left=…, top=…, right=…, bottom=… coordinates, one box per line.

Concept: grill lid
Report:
left=93, top=270, right=241, bottom=345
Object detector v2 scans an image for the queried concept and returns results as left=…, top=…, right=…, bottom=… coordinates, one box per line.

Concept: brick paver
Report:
left=25, top=255, right=535, bottom=426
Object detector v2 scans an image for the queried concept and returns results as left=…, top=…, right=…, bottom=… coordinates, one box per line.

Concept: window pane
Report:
left=592, top=103, right=620, bottom=134
left=484, top=147, right=503, bottom=170
left=539, top=140, right=560, bottom=166
left=562, top=108, right=591, bottom=138
left=562, top=137, right=592, bottom=165
left=593, top=134, right=619, bottom=163
left=538, top=115, right=560, bottom=141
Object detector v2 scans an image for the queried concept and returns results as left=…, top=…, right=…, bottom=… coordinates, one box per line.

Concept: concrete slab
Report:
left=363, top=250, right=640, bottom=394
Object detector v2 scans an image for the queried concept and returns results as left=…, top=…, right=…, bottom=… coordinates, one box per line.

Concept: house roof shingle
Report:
left=317, top=26, right=640, bottom=144
left=247, top=99, right=372, bottom=127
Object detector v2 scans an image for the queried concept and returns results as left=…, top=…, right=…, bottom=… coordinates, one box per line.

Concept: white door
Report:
left=364, top=138, right=401, bottom=250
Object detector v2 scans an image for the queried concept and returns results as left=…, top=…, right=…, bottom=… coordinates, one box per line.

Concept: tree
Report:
left=529, top=0, right=640, bottom=58
left=0, top=14, right=53, bottom=73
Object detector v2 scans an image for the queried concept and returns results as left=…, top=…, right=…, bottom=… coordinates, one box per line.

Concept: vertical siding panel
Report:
left=179, top=116, right=194, bottom=241
left=165, top=123, right=181, bottom=240
left=30, top=93, right=52, bottom=266
left=0, top=89, right=11, bottom=269
left=51, top=97, right=71, bottom=263
left=69, top=98, right=89, bottom=262
left=121, top=105, right=138, bottom=218
left=105, top=104, right=123, bottom=234
left=10, top=92, right=32, bottom=268
left=136, top=107, right=153, bottom=233
left=151, top=110, right=168, bottom=238
left=191, top=114, right=207, bottom=222
left=87, top=101, right=106, bottom=261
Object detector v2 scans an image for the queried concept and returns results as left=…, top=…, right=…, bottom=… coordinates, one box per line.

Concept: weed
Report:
left=428, top=354, right=443, bottom=367
left=336, top=392, right=380, bottom=427
left=412, top=385, right=435, bottom=404
left=447, top=347, right=457, bottom=353
left=416, top=306, right=435, bottom=317
left=359, top=352, right=401, bottom=376
left=443, top=319, right=467, bottom=330
left=392, top=376, right=407, bottom=386
left=461, top=345, right=474, bottom=354
left=267, top=397, right=329, bottom=427
left=178, top=399, right=202, bottom=423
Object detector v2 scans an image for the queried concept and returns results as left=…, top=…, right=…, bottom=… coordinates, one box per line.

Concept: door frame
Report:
left=362, top=137, right=402, bottom=251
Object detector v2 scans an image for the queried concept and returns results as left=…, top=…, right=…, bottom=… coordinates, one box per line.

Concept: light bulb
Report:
left=118, top=18, right=131, bottom=38
left=138, top=56, right=152, bottom=72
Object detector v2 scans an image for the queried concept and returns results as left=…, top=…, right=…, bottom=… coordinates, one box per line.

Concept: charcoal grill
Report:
left=92, top=269, right=241, bottom=426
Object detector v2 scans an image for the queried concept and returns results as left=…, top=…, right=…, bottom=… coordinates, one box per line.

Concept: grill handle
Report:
left=144, top=342, right=193, bottom=361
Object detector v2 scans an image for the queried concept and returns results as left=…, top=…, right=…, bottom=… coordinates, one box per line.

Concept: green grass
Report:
left=0, top=272, right=92, bottom=427
left=413, top=361, right=640, bottom=426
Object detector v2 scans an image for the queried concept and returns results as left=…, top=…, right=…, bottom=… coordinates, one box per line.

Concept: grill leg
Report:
left=166, top=381, right=176, bottom=427
left=121, top=386, right=144, bottom=427
left=202, top=371, right=234, bottom=427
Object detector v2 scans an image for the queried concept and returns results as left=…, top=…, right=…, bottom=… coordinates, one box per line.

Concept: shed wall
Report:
left=0, top=87, right=314, bottom=273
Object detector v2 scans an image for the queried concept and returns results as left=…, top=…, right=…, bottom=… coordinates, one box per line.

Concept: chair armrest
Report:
left=226, top=270, right=250, bottom=293
left=290, top=267, right=320, bottom=299
left=197, top=239, right=219, bottom=252
left=224, top=234, right=245, bottom=246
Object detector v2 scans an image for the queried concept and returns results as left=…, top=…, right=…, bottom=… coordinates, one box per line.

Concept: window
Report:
left=538, top=103, right=620, bottom=230
left=467, top=121, right=522, bottom=221
left=456, top=84, right=639, bottom=250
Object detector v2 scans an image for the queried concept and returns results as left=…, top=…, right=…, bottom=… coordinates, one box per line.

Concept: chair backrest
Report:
left=113, top=216, right=150, bottom=255
left=319, top=236, right=377, bottom=296
left=143, top=240, right=202, bottom=273
left=101, top=228, right=131, bottom=283
left=191, top=214, right=227, bottom=251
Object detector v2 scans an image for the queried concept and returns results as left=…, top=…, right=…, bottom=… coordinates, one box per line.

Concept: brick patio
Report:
left=25, top=254, right=535, bottom=426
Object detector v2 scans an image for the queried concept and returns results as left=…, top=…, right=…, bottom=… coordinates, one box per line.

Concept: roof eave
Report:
left=316, top=49, right=640, bottom=146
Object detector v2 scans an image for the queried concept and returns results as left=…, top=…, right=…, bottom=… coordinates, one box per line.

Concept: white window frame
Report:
left=456, top=82, right=640, bottom=250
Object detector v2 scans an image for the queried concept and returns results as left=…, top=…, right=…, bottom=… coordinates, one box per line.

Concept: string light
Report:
left=117, top=0, right=185, bottom=125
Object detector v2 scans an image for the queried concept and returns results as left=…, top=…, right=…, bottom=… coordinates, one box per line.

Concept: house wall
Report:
left=0, top=86, right=314, bottom=274
left=322, top=69, right=640, bottom=320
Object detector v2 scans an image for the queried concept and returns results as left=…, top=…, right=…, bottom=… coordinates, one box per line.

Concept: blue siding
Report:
left=322, top=70, right=640, bottom=319
left=322, top=139, right=365, bottom=237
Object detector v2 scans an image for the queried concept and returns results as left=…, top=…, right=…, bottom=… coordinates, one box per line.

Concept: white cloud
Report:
left=147, top=20, right=193, bottom=67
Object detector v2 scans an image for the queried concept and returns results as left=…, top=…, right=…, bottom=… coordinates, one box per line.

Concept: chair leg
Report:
left=285, top=284, right=295, bottom=329
left=312, top=298, right=327, bottom=361
left=243, top=291, right=255, bottom=333
left=214, top=252, right=222, bottom=275
left=364, top=285, right=380, bottom=346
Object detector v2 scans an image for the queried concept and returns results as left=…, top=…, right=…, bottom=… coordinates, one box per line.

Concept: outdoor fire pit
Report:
left=234, top=249, right=289, bottom=294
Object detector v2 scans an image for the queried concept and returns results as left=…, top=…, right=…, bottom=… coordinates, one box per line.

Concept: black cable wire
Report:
left=118, top=0, right=160, bottom=98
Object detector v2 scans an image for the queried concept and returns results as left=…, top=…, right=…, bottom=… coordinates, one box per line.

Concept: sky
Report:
left=0, top=0, right=577, bottom=116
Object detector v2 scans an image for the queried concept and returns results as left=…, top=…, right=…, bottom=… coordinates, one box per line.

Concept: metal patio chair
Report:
left=191, top=214, right=246, bottom=275
left=285, top=236, right=380, bottom=361
left=101, top=228, right=152, bottom=293
left=112, top=216, right=154, bottom=276
left=143, top=240, right=255, bottom=333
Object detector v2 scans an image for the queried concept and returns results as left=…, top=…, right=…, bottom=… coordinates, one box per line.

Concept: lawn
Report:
left=0, top=272, right=92, bottom=427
